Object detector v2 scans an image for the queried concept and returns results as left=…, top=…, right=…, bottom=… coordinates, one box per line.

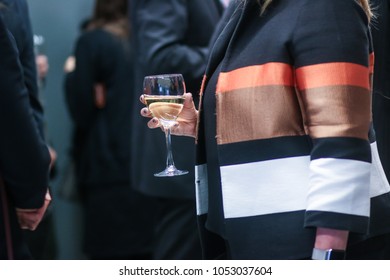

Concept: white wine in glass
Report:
left=143, top=74, right=189, bottom=177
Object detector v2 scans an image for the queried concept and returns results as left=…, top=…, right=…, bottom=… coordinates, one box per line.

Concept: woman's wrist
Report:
left=314, top=227, right=349, bottom=250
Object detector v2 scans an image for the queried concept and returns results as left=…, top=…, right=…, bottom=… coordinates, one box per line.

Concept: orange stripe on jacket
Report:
left=296, top=62, right=370, bottom=90
left=216, top=63, right=294, bottom=93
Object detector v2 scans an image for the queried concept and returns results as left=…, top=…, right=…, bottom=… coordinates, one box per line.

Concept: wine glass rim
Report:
left=144, top=73, right=183, bottom=79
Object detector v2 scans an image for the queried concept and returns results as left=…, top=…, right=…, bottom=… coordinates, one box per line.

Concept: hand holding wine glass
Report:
left=142, top=74, right=197, bottom=177
left=141, top=92, right=198, bottom=138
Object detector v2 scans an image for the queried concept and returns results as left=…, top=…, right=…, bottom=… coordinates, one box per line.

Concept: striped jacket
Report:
left=195, top=0, right=390, bottom=259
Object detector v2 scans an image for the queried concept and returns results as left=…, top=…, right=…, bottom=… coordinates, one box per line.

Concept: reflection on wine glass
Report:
left=143, top=74, right=189, bottom=177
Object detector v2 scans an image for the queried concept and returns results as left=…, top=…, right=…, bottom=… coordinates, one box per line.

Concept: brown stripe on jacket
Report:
left=298, top=86, right=371, bottom=140
left=215, top=85, right=306, bottom=145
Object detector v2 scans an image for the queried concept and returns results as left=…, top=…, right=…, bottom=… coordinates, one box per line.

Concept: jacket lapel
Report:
left=204, top=2, right=245, bottom=79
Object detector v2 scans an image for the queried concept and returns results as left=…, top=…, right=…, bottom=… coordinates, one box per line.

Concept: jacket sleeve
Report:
left=0, top=16, right=50, bottom=209
left=2, top=0, right=46, bottom=139
left=292, top=0, right=372, bottom=233
left=134, top=0, right=209, bottom=84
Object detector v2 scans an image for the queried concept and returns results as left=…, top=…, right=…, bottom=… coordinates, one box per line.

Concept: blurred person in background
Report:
left=64, top=0, right=154, bottom=260
left=129, top=0, right=225, bottom=259
left=60, top=18, right=92, bottom=203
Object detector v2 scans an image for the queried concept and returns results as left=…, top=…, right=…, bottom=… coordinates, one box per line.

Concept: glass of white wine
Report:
left=143, top=74, right=189, bottom=177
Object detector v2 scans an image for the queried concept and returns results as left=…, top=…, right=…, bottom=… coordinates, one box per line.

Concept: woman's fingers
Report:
left=140, top=92, right=196, bottom=135
left=140, top=97, right=160, bottom=129
left=140, top=107, right=151, bottom=117
left=147, top=117, right=160, bottom=129
left=140, top=94, right=146, bottom=105
left=183, top=92, right=194, bottom=108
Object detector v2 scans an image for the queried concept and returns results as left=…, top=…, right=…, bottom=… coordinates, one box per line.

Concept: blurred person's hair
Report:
left=80, top=18, right=93, bottom=32
left=89, top=0, right=129, bottom=38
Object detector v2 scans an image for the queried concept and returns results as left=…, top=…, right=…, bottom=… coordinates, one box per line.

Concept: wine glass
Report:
left=143, top=74, right=189, bottom=177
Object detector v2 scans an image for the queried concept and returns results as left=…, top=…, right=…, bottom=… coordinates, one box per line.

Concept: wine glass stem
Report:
left=164, top=126, right=175, bottom=170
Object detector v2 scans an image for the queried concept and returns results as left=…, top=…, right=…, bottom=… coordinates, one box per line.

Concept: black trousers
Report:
left=152, top=197, right=202, bottom=260
left=201, top=229, right=390, bottom=260
left=346, top=233, right=390, bottom=260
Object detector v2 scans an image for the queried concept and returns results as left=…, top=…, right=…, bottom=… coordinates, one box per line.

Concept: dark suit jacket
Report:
left=371, top=0, right=390, bottom=180
left=0, top=15, right=50, bottom=260
left=129, top=0, right=224, bottom=199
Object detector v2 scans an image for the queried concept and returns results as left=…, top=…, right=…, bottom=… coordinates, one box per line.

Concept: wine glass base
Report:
left=154, top=168, right=189, bottom=177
